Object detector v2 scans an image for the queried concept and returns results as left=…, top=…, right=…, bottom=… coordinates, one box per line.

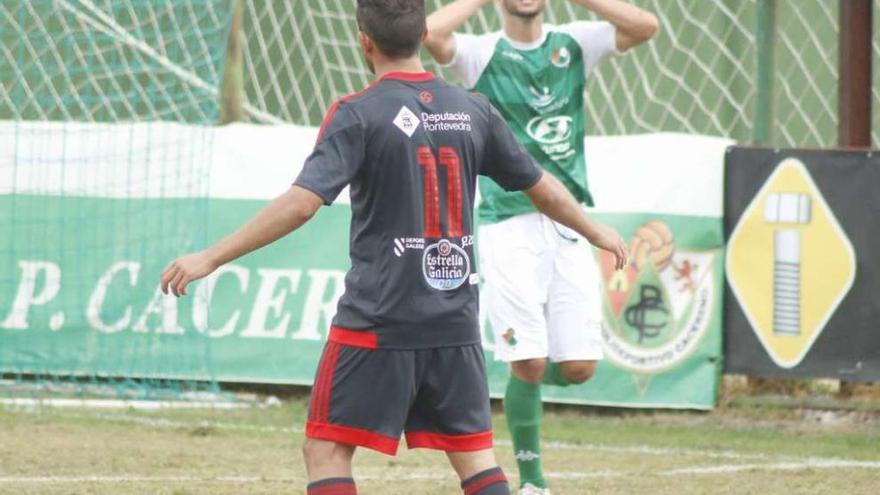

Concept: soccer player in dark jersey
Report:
left=160, top=1, right=626, bottom=493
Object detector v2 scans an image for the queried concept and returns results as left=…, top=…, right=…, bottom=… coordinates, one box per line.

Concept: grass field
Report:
left=1, top=393, right=879, bottom=495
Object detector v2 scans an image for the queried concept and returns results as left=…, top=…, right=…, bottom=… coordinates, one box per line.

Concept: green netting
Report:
left=240, top=0, right=876, bottom=148
left=0, top=0, right=234, bottom=401
left=1, top=0, right=232, bottom=122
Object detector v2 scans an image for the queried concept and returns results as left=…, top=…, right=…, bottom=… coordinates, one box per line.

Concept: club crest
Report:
left=599, top=220, right=716, bottom=376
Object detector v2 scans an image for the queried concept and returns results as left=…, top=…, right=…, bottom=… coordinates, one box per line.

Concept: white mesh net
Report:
left=0, top=0, right=234, bottom=396
left=0, top=0, right=232, bottom=123
left=239, top=0, right=870, bottom=148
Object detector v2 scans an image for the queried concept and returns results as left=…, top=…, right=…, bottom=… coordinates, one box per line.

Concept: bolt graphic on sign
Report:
left=763, top=192, right=811, bottom=336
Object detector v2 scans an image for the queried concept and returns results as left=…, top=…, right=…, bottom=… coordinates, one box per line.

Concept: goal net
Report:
left=240, top=0, right=853, bottom=148
left=0, top=0, right=233, bottom=400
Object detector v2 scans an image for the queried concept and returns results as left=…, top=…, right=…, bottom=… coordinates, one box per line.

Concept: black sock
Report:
left=461, top=467, right=509, bottom=495
left=307, top=476, right=357, bottom=494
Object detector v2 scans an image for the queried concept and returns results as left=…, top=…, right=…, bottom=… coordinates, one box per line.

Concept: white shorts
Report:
left=479, top=212, right=604, bottom=363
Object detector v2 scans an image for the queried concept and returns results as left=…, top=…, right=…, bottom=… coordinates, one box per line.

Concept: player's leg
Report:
left=304, top=329, right=417, bottom=492
left=542, top=359, right=597, bottom=386
left=479, top=213, right=554, bottom=493
left=403, top=344, right=510, bottom=494
left=302, top=439, right=356, bottom=494
left=504, top=358, right=548, bottom=492
left=545, top=232, right=605, bottom=386
left=448, top=449, right=510, bottom=494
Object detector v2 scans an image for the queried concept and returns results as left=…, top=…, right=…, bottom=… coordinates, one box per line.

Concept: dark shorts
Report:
left=305, top=326, right=493, bottom=456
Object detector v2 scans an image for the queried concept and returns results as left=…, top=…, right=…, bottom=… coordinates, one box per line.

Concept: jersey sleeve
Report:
left=293, top=102, right=365, bottom=205
left=480, top=104, right=543, bottom=191
left=443, top=32, right=498, bottom=89
left=557, top=21, right=618, bottom=76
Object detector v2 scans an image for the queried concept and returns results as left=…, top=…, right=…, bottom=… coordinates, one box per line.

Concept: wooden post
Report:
left=838, top=0, right=872, bottom=148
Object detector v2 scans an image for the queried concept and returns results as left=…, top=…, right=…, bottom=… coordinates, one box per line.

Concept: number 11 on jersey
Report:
left=417, top=146, right=463, bottom=238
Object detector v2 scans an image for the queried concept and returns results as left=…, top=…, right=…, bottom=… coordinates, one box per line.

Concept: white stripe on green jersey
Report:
left=445, top=22, right=617, bottom=224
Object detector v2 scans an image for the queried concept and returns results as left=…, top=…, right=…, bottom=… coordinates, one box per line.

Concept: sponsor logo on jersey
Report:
left=422, top=239, right=471, bottom=291
left=598, top=221, right=716, bottom=377
left=393, top=105, right=420, bottom=137
left=393, top=237, right=425, bottom=257
left=528, top=86, right=571, bottom=114
left=551, top=46, right=571, bottom=68
left=529, top=85, right=555, bottom=109
left=501, top=50, right=525, bottom=62
left=421, top=111, right=472, bottom=132
left=419, top=90, right=433, bottom=104
left=526, top=115, right=576, bottom=162
left=527, top=115, right=572, bottom=144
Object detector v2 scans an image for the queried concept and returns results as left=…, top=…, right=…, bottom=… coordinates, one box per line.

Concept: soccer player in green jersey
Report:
left=425, top=1, right=658, bottom=493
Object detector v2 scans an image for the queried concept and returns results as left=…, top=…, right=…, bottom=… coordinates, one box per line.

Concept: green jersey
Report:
left=445, top=22, right=617, bottom=223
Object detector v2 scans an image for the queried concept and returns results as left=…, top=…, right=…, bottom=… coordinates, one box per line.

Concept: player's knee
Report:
left=560, top=361, right=597, bottom=384
left=302, top=438, right=352, bottom=468
left=511, top=358, right=547, bottom=384
left=302, top=438, right=323, bottom=465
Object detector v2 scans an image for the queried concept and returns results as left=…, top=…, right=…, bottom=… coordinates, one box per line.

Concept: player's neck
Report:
left=373, top=57, right=427, bottom=80
left=503, top=14, right=544, bottom=44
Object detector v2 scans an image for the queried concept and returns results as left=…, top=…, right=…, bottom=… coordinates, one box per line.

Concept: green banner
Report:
left=1, top=124, right=729, bottom=408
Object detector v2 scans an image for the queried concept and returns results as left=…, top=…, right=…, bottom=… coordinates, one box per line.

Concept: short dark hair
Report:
left=356, top=0, right=426, bottom=59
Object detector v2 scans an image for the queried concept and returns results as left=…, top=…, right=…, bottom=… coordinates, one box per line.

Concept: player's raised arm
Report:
left=161, top=186, right=324, bottom=297
left=424, top=0, right=491, bottom=64
left=524, top=172, right=627, bottom=269
left=568, top=0, right=659, bottom=51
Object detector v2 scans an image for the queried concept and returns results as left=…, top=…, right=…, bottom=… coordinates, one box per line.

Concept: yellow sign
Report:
left=726, top=158, right=856, bottom=368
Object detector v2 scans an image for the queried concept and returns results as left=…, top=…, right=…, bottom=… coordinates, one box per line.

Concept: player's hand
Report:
left=588, top=223, right=628, bottom=270
left=160, top=251, right=217, bottom=297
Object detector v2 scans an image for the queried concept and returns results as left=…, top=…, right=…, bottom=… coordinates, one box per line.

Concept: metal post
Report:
left=838, top=0, right=873, bottom=148
left=838, top=0, right=873, bottom=397
left=220, top=0, right=245, bottom=124
left=753, top=0, right=776, bottom=145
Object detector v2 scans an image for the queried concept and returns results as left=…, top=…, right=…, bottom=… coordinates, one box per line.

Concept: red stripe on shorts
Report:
left=318, top=342, right=341, bottom=423
left=310, top=343, right=335, bottom=421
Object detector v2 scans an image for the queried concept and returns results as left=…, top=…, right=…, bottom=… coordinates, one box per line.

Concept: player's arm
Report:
left=568, top=0, right=659, bottom=51
left=525, top=172, right=627, bottom=269
left=424, top=0, right=492, bottom=64
left=163, top=102, right=364, bottom=297
left=161, top=186, right=323, bottom=297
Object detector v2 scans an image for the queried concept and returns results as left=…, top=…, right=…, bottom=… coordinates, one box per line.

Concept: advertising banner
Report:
left=1, top=123, right=729, bottom=407
left=724, top=147, right=880, bottom=380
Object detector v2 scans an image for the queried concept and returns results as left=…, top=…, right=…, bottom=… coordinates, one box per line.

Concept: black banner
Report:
left=724, top=147, right=880, bottom=380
